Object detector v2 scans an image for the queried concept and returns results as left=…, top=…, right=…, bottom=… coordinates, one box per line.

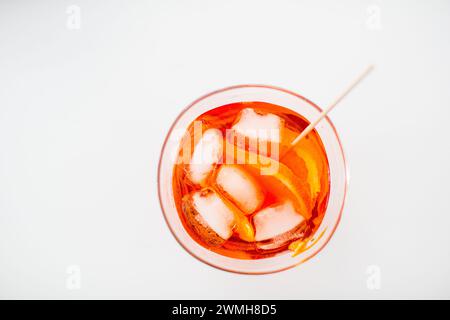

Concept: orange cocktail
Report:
left=172, top=101, right=330, bottom=259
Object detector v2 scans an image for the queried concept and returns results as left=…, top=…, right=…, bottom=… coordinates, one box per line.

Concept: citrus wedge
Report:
left=224, top=140, right=312, bottom=220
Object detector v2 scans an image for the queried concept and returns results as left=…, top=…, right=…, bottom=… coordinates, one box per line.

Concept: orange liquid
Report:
left=172, top=102, right=330, bottom=259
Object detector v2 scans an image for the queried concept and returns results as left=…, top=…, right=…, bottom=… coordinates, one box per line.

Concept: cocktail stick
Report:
left=284, top=65, right=374, bottom=156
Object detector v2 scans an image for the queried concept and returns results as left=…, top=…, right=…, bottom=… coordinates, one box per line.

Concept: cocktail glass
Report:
left=158, top=85, right=347, bottom=274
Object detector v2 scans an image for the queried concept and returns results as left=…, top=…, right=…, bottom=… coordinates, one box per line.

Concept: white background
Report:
left=1, top=0, right=449, bottom=299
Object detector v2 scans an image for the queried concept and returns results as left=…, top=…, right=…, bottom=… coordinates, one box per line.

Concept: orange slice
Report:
left=283, top=128, right=326, bottom=204
left=224, top=140, right=312, bottom=220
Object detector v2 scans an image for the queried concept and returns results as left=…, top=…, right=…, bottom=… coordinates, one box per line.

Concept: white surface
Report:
left=0, top=0, right=449, bottom=299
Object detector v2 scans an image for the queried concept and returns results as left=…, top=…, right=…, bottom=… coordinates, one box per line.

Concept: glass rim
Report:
left=157, top=84, right=348, bottom=275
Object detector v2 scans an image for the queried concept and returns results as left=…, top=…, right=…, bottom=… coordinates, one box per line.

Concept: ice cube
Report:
left=185, top=189, right=235, bottom=242
left=253, top=201, right=305, bottom=242
left=189, top=128, right=223, bottom=185
left=216, top=165, right=264, bottom=214
left=256, top=226, right=305, bottom=251
left=231, top=108, right=284, bottom=144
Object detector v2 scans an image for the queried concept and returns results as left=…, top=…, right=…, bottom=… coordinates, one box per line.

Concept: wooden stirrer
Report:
left=284, top=65, right=374, bottom=156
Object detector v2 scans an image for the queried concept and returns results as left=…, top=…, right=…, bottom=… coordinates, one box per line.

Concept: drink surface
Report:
left=172, top=102, right=330, bottom=259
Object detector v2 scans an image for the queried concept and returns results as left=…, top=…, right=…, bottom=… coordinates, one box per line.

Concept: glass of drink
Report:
left=158, top=85, right=347, bottom=274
